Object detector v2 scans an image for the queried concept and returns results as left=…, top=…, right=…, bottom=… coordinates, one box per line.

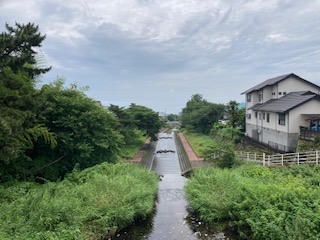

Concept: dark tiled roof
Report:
left=241, top=73, right=320, bottom=95
left=249, top=91, right=320, bottom=113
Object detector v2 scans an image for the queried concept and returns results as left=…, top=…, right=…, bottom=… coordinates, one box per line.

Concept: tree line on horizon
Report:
left=180, top=93, right=245, bottom=135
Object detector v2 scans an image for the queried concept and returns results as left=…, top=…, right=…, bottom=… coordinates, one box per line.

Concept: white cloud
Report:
left=1, top=0, right=320, bottom=113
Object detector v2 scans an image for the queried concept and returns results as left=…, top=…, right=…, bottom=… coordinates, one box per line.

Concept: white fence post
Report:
left=316, top=151, right=319, bottom=165
left=281, top=154, right=284, bottom=166
left=263, top=153, right=265, bottom=166
left=297, top=153, right=300, bottom=165
left=268, top=156, right=270, bottom=166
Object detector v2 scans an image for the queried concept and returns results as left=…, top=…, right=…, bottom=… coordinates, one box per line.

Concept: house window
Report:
left=267, top=113, right=270, bottom=123
left=263, top=113, right=265, bottom=120
left=255, top=112, right=257, bottom=118
left=247, top=113, right=251, bottom=119
left=283, top=92, right=286, bottom=95
left=247, top=94, right=251, bottom=102
left=259, top=92, right=263, bottom=102
left=278, top=113, right=285, bottom=126
left=259, top=113, right=262, bottom=120
left=279, top=92, right=282, bottom=95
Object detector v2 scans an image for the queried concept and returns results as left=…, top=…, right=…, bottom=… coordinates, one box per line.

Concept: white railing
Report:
left=235, top=151, right=320, bottom=166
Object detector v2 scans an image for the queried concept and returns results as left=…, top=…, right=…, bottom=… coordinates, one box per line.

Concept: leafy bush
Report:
left=203, top=143, right=236, bottom=168
left=0, top=163, right=158, bottom=240
left=185, top=165, right=320, bottom=239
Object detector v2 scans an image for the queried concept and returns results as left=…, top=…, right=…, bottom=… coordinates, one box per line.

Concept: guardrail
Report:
left=300, top=126, right=320, bottom=141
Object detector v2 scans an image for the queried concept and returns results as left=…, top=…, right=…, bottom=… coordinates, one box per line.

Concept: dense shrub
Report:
left=0, top=163, right=158, bottom=240
left=203, top=143, right=236, bottom=168
left=185, top=164, right=320, bottom=239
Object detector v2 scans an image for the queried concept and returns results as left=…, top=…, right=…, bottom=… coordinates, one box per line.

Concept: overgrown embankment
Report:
left=0, top=163, right=158, bottom=240
left=185, top=164, right=320, bottom=239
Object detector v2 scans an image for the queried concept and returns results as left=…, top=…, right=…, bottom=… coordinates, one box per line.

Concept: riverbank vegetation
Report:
left=185, top=164, right=320, bottom=239
left=0, top=22, right=161, bottom=239
left=0, top=163, right=158, bottom=240
left=181, top=94, right=320, bottom=239
left=0, top=22, right=162, bottom=182
left=180, top=94, right=247, bottom=159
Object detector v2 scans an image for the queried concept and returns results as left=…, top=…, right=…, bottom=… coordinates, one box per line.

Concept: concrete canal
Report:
left=110, top=132, right=232, bottom=240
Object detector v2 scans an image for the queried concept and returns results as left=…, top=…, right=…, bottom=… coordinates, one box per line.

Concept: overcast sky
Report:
left=1, top=0, right=320, bottom=114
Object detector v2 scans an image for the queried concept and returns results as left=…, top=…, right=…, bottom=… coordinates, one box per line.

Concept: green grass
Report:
left=120, top=136, right=146, bottom=160
left=0, top=163, right=158, bottom=240
left=185, top=164, right=320, bottom=239
left=183, top=131, right=216, bottom=157
left=183, top=129, right=275, bottom=157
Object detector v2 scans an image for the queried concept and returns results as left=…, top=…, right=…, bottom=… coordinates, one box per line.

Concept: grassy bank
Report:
left=0, top=163, right=158, bottom=240
left=185, top=164, right=320, bottom=239
left=183, top=131, right=216, bottom=158
left=120, top=135, right=147, bottom=160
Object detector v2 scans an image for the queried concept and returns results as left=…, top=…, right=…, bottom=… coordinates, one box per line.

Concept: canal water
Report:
left=110, top=132, right=232, bottom=240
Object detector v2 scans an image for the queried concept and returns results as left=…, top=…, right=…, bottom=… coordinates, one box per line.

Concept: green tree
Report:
left=0, top=22, right=51, bottom=77
left=108, top=104, right=144, bottom=146
left=227, top=100, right=238, bottom=128
left=226, top=100, right=245, bottom=131
left=181, top=94, right=225, bottom=133
left=166, top=114, right=179, bottom=121
left=0, top=23, right=56, bottom=181
left=27, top=80, right=123, bottom=180
left=127, top=104, right=162, bottom=141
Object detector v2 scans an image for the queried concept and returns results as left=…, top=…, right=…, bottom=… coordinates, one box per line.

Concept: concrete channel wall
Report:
left=138, top=132, right=193, bottom=175
left=139, top=141, right=157, bottom=171
left=174, top=132, right=193, bottom=175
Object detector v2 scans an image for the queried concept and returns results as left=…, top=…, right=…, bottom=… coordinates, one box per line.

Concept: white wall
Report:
left=278, top=77, right=320, bottom=95
left=262, top=86, right=272, bottom=102
left=271, top=85, right=279, bottom=99
left=288, top=99, right=320, bottom=132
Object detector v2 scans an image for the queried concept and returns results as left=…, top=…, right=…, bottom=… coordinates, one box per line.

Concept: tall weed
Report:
left=0, top=163, right=158, bottom=240
left=185, top=165, right=320, bottom=239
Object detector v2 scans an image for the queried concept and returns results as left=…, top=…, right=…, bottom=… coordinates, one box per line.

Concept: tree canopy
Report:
left=126, top=103, right=162, bottom=141
left=181, top=94, right=225, bottom=133
left=0, top=24, right=54, bottom=165
left=0, top=22, right=161, bottom=182
left=226, top=100, right=245, bottom=129
left=0, top=22, right=51, bottom=77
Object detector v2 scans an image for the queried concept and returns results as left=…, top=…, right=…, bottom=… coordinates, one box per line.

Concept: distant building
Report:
left=242, top=73, right=320, bottom=152
left=158, top=112, right=167, bottom=119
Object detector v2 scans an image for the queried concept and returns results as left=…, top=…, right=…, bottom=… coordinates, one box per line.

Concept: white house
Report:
left=242, top=73, right=320, bottom=152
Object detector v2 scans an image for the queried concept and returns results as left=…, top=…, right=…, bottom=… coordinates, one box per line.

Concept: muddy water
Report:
left=111, top=132, right=234, bottom=240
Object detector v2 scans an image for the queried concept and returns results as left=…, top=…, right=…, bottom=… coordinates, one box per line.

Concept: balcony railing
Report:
left=300, top=126, right=320, bottom=141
